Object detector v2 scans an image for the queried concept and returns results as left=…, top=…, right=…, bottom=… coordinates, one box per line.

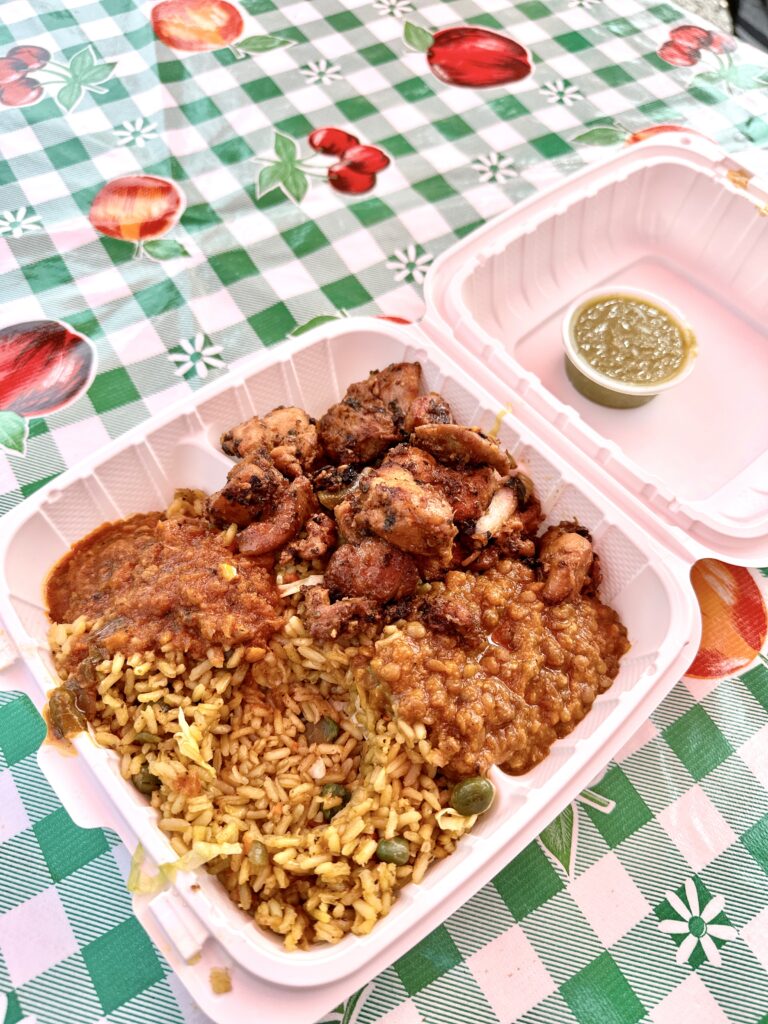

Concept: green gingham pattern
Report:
left=1, top=0, right=768, bottom=1021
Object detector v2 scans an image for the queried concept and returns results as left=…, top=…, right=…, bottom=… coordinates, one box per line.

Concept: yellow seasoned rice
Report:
left=48, top=601, right=475, bottom=949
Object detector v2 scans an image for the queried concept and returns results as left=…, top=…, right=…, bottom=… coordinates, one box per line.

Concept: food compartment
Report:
left=438, top=145, right=768, bottom=552
left=0, top=321, right=696, bottom=986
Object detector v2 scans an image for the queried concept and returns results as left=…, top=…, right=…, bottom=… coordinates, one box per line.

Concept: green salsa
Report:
left=573, top=294, right=695, bottom=386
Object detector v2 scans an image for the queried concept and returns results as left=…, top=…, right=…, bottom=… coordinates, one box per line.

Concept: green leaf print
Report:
left=574, top=126, right=624, bottom=145
left=282, top=165, right=308, bottom=203
left=57, top=79, right=84, bottom=112
left=0, top=411, right=29, bottom=455
left=143, top=239, right=190, bottom=261
left=69, top=46, right=96, bottom=78
left=274, top=132, right=298, bottom=164
left=404, top=22, right=434, bottom=53
left=539, top=804, right=576, bottom=876
left=238, top=34, right=295, bottom=53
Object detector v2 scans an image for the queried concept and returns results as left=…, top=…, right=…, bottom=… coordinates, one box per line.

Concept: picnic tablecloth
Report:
left=2, top=1, right=768, bottom=1022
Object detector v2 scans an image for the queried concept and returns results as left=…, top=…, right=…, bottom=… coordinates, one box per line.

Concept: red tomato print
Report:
left=0, top=321, right=95, bottom=418
left=427, top=27, right=531, bottom=88
left=89, top=175, right=184, bottom=242
left=687, top=560, right=767, bottom=679
left=151, top=0, right=244, bottom=52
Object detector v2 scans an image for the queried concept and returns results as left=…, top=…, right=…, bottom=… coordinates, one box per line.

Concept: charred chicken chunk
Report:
left=318, top=362, right=421, bottom=464
left=303, top=586, right=379, bottom=640
left=279, top=512, right=337, bottom=565
left=403, top=392, right=453, bottom=434
left=365, top=361, right=421, bottom=428
left=221, top=406, right=320, bottom=478
left=382, top=445, right=500, bottom=524
left=237, top=476, right=315, bottom=556
left=325, top=538, right=419, bottom=603
left=206, top=457, right=284, bottom=528
left=412, top=423, right=513, bottom=476
left=539, top=523, right=595, bottom=604
left=354, top=464, right=457, bottom=563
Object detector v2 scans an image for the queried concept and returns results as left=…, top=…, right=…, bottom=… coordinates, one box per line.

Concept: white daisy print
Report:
left=471, top=152, right=518, bottom=184
left=300, top=59, right=342, bottom=85
left=168, top=333, right=225, bottom=380
left=386, top=244, right=433, bottom=285
left=540, top=79, right=584, bottom=105
left=658, top=878, right=737, bottom=966
left=0, top=207, right=43, bottom=238
left=113, top=117, right=159, bottom=148
left=373, top=0, right=415, bottom=17
left=569, top=0, right=602, bottom=7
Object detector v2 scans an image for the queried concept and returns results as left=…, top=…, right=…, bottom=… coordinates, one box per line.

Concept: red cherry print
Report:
left=0, top=77, right=43, bottom=106
left=308, top=127, right=359, bottom=156
left=427, top=27, right=531, bottom=88
left=708, top=32, right=737, bottom=53
left=0, top=57, right=27, bottom=86
left=328, top=163, right=376, bottom=194
left=342, top=145, right=390, bottom=173
left=151, top=0, right=244, bottom=53
left=7, top=45, right=51, bottom=71
left=0, top=321, right=95, bottom=417
left=669, top=25, right=713, bottom=49
left=89, top=175, right=184, bottom=242
left=658, top=40, right=700, bottom=66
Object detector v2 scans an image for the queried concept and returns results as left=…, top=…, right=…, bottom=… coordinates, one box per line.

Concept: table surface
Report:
left=1, top=1, right=768, bottom=1022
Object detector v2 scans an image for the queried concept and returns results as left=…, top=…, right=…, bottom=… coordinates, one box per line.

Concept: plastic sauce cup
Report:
left=562, top=287, right=697, bottom=409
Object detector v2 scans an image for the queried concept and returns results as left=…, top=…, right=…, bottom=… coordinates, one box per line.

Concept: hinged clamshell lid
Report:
left=423, top=134, right=768, bottom=567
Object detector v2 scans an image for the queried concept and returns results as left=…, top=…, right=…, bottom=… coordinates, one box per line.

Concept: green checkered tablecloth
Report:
left=1, top=1, right=768, bottom=1021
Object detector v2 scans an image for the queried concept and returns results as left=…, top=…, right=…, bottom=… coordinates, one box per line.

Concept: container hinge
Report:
left=718, top=154, right=768, bottom=211
left=147, top=887, right=210, bottom=963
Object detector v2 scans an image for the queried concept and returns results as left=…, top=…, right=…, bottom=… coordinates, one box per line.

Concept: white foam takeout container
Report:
left=1, top=136, right=767, bottom=1023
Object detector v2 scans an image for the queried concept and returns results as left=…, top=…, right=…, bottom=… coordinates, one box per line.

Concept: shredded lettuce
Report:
left=435, top=808, right=477, bottom=832
left=127, top=840, right=242, bottom=894
left=176, top=707, right=216, bottom=778
left=277, top=573, right=324, bottom=597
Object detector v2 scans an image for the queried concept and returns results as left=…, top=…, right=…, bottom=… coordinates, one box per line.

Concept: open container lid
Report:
left=422, top=133, right=768, bottom=567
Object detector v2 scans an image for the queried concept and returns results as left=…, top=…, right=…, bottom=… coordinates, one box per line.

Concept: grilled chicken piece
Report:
left=237, top=477, right=315, bottom=556
left=382, top=445, right=500, bottom=523
left=221, top=406, right=320, bottom=478
left=206, top=458, right=284, bottom=528
left=355, top=464, right=456, bottom=562
left=279, top=512, right=337, bottom=565
left=318, top=362, right=421, bottom=464
left=318, top=401, right=400, bottom=466
left=403, top=392, right=453, bottom=434
left=303, top=586, right=379, bottom=640
left=366, top=362, right=422, bottom=428
left=325, top=538, right=419, bottom=603
left=539, top=524, right=595, bottom=604
left=412, top=423, right=513, bottom=476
